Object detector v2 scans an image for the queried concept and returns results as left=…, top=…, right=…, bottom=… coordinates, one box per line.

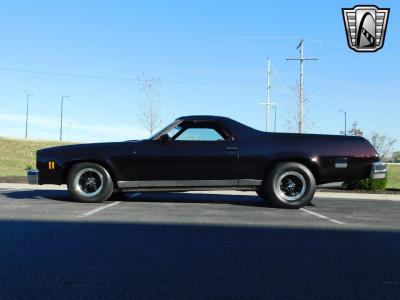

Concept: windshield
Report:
left=149, top=120, right=180, bottom=140
left=165, top=125, right=182, bottom=139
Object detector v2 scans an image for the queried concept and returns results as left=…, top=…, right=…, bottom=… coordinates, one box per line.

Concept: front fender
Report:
left=61, top=158, right=118, bottom=185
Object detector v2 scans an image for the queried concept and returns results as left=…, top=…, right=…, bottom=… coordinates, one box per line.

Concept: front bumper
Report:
left=27, top=169, right=39, bottom=184
left=370, top=162, right=387, bottom=179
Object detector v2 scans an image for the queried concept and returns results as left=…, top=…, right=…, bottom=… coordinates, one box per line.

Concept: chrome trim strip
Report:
left=117, top=179, right=262, bottom=189
left=238, top=179, right=262, bottom=186
left=118, top=179, right=238, bottom=188
left=119, top=186, right=258, bottom=192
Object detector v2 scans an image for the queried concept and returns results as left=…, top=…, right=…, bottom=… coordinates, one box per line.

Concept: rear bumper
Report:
left=27, top=169, right=39, bottom=184
left=370, top=162, right=387, bottom=179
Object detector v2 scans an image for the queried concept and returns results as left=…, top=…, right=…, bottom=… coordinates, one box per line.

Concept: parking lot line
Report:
left=300, top=208, right=346, bottom=225
left=78, top=201, right=121, bottom=218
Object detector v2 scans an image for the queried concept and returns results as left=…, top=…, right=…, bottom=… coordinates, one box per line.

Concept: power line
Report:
left=0, top=66, right=263, bottom=87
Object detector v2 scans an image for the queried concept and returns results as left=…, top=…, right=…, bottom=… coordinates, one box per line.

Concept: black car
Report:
left=27, top=115, right=386, bottom=208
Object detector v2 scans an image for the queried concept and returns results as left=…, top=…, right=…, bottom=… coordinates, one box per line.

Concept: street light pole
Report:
left=338, top=109, right=347, bottom=135
left=60, top=95, right=69, bottom=141
left=22, top=90, right=34, bottom=139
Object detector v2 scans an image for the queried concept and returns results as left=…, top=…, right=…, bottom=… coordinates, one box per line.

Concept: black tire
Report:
left=263, top=162, right=316, bottom=208
left=256, top=189, right=265, bottom=199
left=67, top=162, right=114, bottom=203
left=256, top=188, right=275, bottom=206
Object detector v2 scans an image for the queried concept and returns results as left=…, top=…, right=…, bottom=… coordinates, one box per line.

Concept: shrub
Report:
left=24, top=164, right=33, bottom=171
left=344, top=177, right=387, bottom=191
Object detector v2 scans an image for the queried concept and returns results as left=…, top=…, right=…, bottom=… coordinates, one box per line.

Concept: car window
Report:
left=174, top=127, right=225, bottom=141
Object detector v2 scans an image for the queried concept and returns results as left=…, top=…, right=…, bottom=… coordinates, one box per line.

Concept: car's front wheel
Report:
left=67, top=162, right=114, bottom=203
left=263, top=162, right=316, bottom=208
left=256, top=189, right=265, bottom=199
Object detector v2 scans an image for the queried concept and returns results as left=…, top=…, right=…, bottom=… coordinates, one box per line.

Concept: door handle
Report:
left=225, top=146, right=238, bottom=151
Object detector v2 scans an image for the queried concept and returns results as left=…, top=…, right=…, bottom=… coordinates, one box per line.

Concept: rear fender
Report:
left=264, top=157, right=321, bottom=184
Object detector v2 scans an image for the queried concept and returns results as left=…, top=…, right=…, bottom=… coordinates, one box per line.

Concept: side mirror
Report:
left=158, top=133, right=170, bottom=143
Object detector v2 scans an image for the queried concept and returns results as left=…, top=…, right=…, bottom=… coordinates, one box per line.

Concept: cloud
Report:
left=0, top=113, right=149, bottom=142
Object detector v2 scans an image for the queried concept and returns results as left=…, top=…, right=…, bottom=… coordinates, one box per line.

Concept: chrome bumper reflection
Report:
left=370, top=162, right=387, bottom=179
left=27, top=169, right=39, bottom=184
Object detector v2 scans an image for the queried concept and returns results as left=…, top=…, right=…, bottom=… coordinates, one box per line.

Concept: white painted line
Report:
left=78, top=201, right=121, bottom=218
left=300, top=208, right=346, bottom=225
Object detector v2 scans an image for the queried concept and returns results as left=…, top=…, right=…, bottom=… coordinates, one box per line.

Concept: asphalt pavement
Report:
left=0, top=186, right=399, bottom=299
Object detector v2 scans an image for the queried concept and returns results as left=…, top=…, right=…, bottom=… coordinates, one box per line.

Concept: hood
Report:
left=37, top=141, right=126, bottom=154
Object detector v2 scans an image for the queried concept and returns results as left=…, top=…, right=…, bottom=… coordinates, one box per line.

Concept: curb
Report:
left=1, top=183, right=399, bottom=201
left=0, top=183, right=66, bottom=191
left=315, top=191, right=400, bottom=201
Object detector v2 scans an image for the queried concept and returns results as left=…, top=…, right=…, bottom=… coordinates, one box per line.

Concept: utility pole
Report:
left=338, top=109, right=347, bottom=135
left=60, top=95, right=69, bottom=141
left=22, top=90, right=34, bottom=139
left=266, top=58, right=271, bottom=131
left=286, top=39, right=318, bottom=133
left=272, top=104, right=278, bottom=132
left=260, top=58, right=277, bottom=132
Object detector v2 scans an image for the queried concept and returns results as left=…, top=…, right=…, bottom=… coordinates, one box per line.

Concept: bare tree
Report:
left=392, top=151, right=400, bottom=162
left=138, top=75, right=162, bottom=136
left=369, top=132, right=396, bottom=159
left=285, top=84, right=314, bottom=133
left=348, top=121, right=363, bottom=137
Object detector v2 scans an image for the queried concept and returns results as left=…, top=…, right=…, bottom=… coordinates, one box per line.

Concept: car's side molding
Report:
left=238, top=179, right=262, bottom=186
left=117, top=179, right=261, bottom=189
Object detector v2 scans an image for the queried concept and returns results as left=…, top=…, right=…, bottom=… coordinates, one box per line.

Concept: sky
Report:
left=0, top=0, right=399, bottom=149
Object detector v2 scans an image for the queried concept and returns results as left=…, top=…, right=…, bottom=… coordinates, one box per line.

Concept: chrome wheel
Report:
left=73, top=168, right=104, bottom=197
left=276, top=171, right=306, bottom=202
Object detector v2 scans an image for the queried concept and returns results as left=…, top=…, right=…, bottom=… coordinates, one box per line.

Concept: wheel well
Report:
left=264, top=159, right=320, bottom=184
left=62, top=160, right=117, bottom=186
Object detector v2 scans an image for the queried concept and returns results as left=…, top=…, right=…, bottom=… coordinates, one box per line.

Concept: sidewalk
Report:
left=314, top=191, right=400, bottom=201
left=0, top=182, right=66, bottom=190
left=189, top=189, right=400, bottom=201
left=1, top=183, right=399, bottom=201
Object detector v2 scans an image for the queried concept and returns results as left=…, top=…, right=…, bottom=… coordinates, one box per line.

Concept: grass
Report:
left=0, top=136, right=72, bottom=177
left=387, top=164, right=400, bottom=190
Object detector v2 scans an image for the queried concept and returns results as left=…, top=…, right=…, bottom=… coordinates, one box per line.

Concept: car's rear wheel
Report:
left=263, top=162, right=315, bottom=208
left=67, top=162, right=114, bottom=203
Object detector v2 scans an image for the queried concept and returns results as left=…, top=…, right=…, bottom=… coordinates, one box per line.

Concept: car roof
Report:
left=176, top=115, right=232, bottom=122
left=175, top=115, right=263, bottom=138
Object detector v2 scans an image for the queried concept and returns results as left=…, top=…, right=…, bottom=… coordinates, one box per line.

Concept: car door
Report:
left=124, top=121, right=239, bottom=187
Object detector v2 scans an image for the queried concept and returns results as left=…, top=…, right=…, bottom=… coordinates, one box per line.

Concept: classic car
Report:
left=27, top=115, right=386, bottom=208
